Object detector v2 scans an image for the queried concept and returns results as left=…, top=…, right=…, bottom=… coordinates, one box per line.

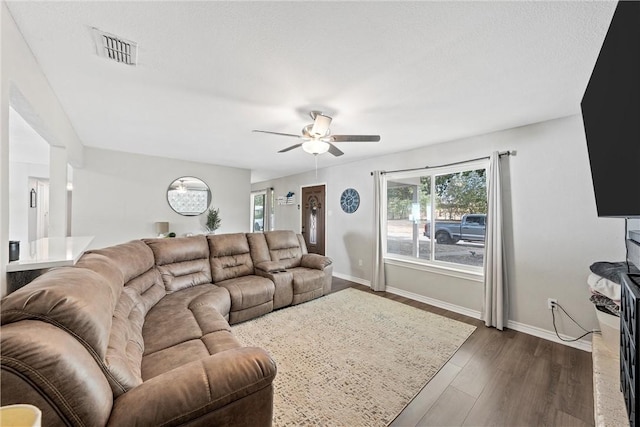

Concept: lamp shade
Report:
left=0, top=404, right=42, bottom=427
left=155, top=222, right=169, bottom=235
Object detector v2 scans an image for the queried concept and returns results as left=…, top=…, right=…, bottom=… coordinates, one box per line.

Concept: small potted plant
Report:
left=205, top=208, right=221, bottom=234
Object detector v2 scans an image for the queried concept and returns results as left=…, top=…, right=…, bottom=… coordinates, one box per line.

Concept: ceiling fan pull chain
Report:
left=315, top=154, right=318, bottom=179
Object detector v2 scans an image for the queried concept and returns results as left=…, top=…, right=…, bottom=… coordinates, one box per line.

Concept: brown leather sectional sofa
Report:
left=0, top=230, right=333, bottom=426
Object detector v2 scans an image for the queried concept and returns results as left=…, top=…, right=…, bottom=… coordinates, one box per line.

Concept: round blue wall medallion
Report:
left=340, top=188, right=360, bottom=213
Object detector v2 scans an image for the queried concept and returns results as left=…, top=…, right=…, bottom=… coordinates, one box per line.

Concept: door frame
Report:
left=299, top=182, right=327, bottom=254
left=250, top=189, right=267, bottom=232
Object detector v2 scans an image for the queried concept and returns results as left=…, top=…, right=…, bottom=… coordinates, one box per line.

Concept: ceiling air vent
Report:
left=91, top=27, right=137, bottom=66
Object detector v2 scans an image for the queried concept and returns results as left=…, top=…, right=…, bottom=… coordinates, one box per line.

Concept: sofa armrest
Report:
left=300, top=254, right=332, bottom=270
left=255, top=260, right=286, bottom=273
left=107, top=347, right=276, bottom=426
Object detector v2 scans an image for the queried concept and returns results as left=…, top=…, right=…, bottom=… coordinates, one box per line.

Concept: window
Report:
left=385, top=160, right=488, bottom=272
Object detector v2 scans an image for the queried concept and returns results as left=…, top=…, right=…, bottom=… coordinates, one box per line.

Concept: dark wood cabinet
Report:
left=621, top=272, right=640, bottom=427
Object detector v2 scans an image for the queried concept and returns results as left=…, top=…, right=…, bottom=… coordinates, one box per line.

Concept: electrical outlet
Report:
left=547, top=298, right=558, bottom=310
left=358, top=259, right=363, bottom=267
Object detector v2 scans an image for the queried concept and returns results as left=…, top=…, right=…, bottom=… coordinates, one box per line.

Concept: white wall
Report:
left=1, top=2, right=84, bottom=296
left=253, top=114, right=627, bottom=345
left=73, top=147, right=251, bottom=249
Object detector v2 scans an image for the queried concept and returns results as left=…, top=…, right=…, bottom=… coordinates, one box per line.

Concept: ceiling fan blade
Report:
left=253, top=130, right=301, bottom=138
left=330, top=135, right=381, bottom=142
left=327, top=143, right=344, bottom=157
left=278, top=143, right=303, bottom=153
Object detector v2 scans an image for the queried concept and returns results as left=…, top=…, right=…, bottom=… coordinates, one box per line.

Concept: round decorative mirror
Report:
left=167, top=176, right=211, bottom=216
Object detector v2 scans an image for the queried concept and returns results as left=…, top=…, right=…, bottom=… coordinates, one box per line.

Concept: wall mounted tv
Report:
left=581, top=0, right=640, bottom=218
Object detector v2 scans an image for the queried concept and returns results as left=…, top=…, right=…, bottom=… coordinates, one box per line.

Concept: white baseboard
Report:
left=387, top=286, right=592, bottom=352
left=506, top=320, right=592, bottom=352
left=333, top=274, right=592, bottom=352
left=332, top=272, right=371, bottom=287
left=385, top=286, right=483, bottom=320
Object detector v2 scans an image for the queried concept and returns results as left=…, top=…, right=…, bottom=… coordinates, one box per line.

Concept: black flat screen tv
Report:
left=581, top=0, right=640, bottom=218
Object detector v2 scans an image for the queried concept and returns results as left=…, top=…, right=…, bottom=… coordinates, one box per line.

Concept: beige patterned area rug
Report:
left=232, top=288, right=476, bottom=426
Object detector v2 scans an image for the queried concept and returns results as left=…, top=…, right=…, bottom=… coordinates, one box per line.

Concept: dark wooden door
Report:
left=301, top=185, right=325, bottom=255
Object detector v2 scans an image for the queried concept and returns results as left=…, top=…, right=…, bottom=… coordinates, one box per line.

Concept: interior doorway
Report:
left=28, top=178, right=50, bottom=241
left=301, top=184, right=326, bottom=255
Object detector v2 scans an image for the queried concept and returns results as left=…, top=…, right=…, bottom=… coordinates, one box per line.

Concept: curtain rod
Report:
left=370, top=150, right=514, bottom=176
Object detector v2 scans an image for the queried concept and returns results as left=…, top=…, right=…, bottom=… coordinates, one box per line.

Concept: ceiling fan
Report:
left=252, top=111, right=380, bottom=156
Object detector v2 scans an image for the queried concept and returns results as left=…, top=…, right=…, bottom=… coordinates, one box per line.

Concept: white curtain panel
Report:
left=482, top=152, right=508, bottom=330
left=371, top=171, right=387, bottom=292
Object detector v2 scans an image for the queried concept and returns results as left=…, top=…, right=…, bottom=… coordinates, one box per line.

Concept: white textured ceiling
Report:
left=6, top=1, right=616, bottom=182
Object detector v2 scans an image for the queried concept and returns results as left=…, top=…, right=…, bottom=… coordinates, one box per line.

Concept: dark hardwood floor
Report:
left=329, top=277, right=594, bottom=427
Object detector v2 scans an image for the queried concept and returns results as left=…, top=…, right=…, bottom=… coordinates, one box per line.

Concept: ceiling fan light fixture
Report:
left=310, top=114, right=331, bottom=137
left=302, top=139, right=330, bottom=155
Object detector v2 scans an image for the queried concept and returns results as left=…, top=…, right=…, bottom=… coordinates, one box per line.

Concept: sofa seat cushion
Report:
left=110, top=347, right=276, bottom=427
left=289, top=267, right=326, bottom=305
left=142, top=284, right=231, bottom=356
left=141, top=330, right=241, bottom=381
left=216, top=276, right=275, bottom=324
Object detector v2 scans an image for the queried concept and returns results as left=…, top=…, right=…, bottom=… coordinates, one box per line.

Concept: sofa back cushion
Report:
left=208, top=233, right=254, bottom=282
left=79, top=242, right=165, bottom=396
left=105, top=265, right=165, bottom=397
left=246, top=232, right=271, bottom=264
left=264, top=230, right=303, bottom=269
left=297, top=234, right=309, bottom=254
left=1, top=321, right=115, bottom=426
left=86, top=240, right=155, bottom=284
left=105, top=286, right=146, bottom=396
left=1, top=267, right=119, bottom=361
left=75, top=251, right=125, bottom=285
left=144, top=235, right=212, bottom=293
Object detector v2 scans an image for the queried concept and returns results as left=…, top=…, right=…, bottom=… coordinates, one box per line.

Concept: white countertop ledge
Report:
left=6, top=236, right=94, bottom=272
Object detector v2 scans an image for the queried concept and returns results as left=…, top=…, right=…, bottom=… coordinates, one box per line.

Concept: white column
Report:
left=0, top=75, right=9, bottom=297
left=48, top=145, right=67, bottom=238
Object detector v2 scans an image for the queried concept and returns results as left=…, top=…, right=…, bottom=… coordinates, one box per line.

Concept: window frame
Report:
left=383, top=159, right=489, bottom=279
